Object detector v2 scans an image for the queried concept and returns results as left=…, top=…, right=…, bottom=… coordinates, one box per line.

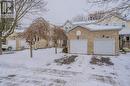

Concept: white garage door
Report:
left=94, top=38, right=115, bottom=55
left=70, top=40, right=87, bottom=54
left=7, top=40, right=16, bottom=50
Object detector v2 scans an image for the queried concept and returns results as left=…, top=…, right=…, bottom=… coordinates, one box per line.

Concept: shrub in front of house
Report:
left=54, top=55, right=78, bottom=65
left=90, top=56, right=114, bottom=66
left=62, top=46, right=68, bottom=53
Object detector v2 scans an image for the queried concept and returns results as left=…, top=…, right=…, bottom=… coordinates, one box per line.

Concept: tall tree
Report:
left=23, top=17, right=49, bottom=58
left=0, top=0, right=47, bottom=55
left=52, top=26, right=67, bottom=54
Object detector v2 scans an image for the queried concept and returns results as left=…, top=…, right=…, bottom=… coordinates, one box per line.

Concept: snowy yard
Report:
left=0, top=48, right=130, bottom=86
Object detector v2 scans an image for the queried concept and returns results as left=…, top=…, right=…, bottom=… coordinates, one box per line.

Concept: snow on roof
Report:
left=84, top=24, right=122, bottom=31
left=72, top=21, right=88, bottom=25
left=72, top=21, right=96, bottom=25
left=72, top=24, right=122, bottom=31
left=119, top=27, right=130, bottom=35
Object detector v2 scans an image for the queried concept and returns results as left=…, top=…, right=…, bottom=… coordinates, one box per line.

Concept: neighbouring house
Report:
left=88, top=11, right=130, bottom=49
left=100, top=17, right=130, bottom=49
left=7, top=29, right=29, bottom=51
left=6, top=23, right=65, bottom=51
left=62, top=20, right=73, bottom=32
left=63, top=11, right=130, bottom=50
left=67, top=24, right=122, bottom=55
left=7, top=29, right=49, bottom=51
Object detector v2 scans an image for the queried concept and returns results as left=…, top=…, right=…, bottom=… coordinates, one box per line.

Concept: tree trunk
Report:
left=55, top=41, right=57, bottom=54
left=0, top=32, right=3, bottom=55
left=30, top=44, right=33, bottom=58
left=55, top=46, right=57, bottom=54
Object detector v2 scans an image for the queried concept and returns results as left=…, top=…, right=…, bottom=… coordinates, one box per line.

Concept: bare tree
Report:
left=52, top=26, right=67, bottom=54
left=0, top=0, right=47, bottom=55
left=23, top=28, right=35, bottom=58
left=23, top=17, right=49, bottom=58
left=86, top=0, right=130, bottom=22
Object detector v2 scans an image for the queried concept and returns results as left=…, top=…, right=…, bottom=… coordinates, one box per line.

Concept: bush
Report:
left=90, top=57, right=100, bottom=64
left=54, top=55, right=78, bottom=65
left=101, top=57, right=114, bottom=65
left=90, top=56, right=114, bottom=66
left=62, top=46, right=68, bottom=53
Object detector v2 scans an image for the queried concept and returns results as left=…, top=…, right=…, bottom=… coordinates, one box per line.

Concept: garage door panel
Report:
left=70, top=40, right=87, bottom=54
left=94, top=39, right=115, bottom=55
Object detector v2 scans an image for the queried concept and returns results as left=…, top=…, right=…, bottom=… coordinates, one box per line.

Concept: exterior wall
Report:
left=99, top=16, right=130, bottom=49
left=33, top=39, right=47, bottom=49
left=91, top=30, right=119, bottom=55
left=67, top=27, right=90, bottom=54
left=99, top=16, right=130, bottom=30
left=16, top=38, right=21, bottom=50
left=67, top=26, right=119, bottom=55
left=7, top=32, right=48, bottom=50
left=67, top=26, right=90, bottom=40
left=99, top=16, right=125, bottom=25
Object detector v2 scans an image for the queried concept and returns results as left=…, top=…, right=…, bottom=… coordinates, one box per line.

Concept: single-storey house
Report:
left=67, top=24, right=122, bottom=55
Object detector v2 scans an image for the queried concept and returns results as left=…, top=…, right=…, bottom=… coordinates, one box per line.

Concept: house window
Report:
left=126, top=37, right=129, bottom=42
left=122, top=24, right=125, bottom=27
left=65, top=27, right=68, bottom=30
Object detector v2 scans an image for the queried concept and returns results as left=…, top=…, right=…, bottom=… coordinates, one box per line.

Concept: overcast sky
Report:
left=43, top=0, right=88, bottom=25
left=22, top=0, right=88, bottom=27
left=22, top=0, right=119, bottom=27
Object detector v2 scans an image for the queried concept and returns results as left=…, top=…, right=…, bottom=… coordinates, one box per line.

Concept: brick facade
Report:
left=67, top=26, right=119, bottom=55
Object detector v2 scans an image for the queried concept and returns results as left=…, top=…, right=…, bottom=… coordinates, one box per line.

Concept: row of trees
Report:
left=22, top=17, right=67, bottom=58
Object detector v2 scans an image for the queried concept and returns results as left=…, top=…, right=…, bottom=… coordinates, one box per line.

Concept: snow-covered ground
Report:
left=0, top=48, right=130, bottom=86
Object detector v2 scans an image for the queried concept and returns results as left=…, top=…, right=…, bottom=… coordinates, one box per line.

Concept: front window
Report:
left=122, top=24, right=125, bottom=27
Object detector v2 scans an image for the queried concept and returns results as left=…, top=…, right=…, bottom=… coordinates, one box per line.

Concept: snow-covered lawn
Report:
left=0, top=48, right=130, bottom=86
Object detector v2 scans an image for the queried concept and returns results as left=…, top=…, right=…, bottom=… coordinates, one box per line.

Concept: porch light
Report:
left=76, top=30, right=81, bottom=36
